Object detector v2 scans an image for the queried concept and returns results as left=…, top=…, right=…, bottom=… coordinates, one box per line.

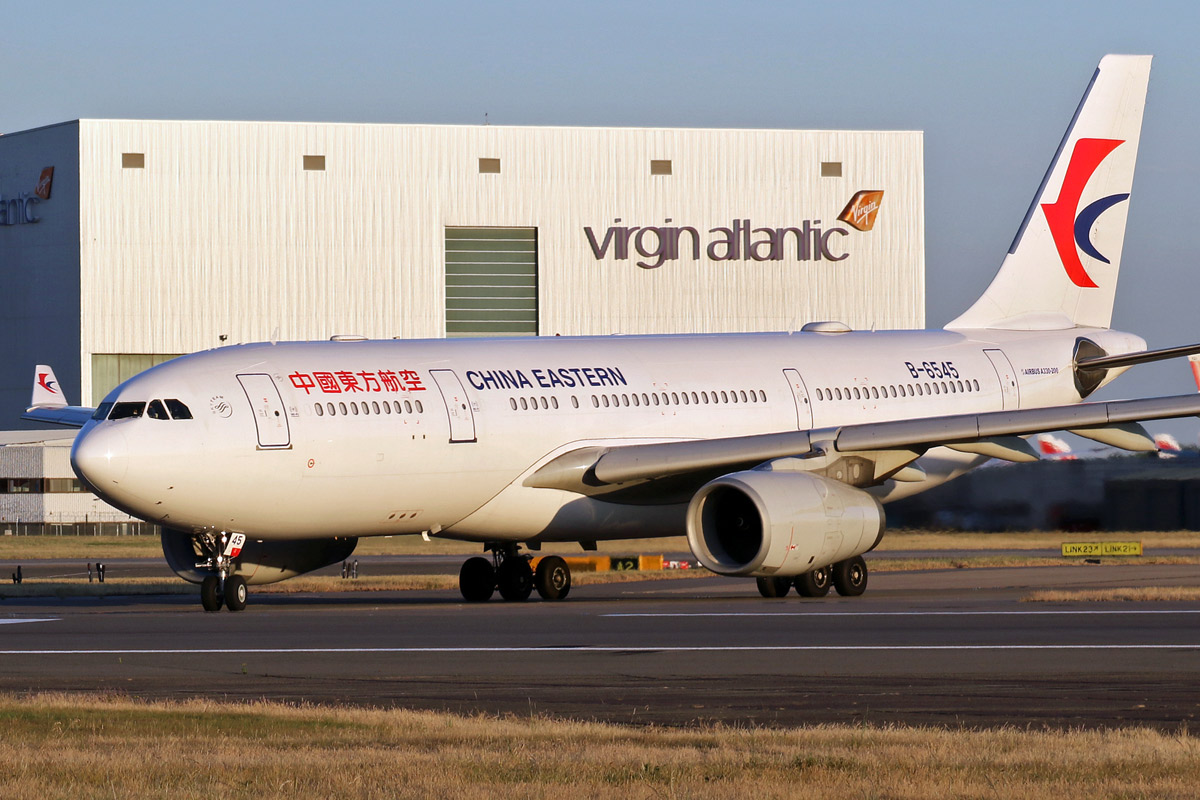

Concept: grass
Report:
left=0, top=694, right=1197, bottom=799
left=1025, top=587, right=1200, bottom=603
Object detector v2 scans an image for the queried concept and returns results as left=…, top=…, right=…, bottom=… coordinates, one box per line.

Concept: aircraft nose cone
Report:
left=71, top=424, right=129, bottom=489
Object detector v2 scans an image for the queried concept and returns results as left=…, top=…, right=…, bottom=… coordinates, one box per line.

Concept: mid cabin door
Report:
left=236, top=373, right=291, bottom=449
left=983, top=349, right=1020, bottom=410
left=783, top=368, right=814, bottom=429
left=430, top=369, right=477, bottom=443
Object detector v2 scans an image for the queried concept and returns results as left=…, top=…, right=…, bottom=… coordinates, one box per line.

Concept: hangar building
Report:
left=0, top=119, right=925, bottom=419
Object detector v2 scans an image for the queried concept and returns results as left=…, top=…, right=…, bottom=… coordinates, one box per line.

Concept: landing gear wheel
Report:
left=534, top=556, right=571, bottom=601
left=459, top=557, right=496, bottom=602
left=756, top=577, right=792, bottom=598
left=832, top=556, right=868, bottom=597
left=200, top=575, right=223, bottom=612
left=795, top=566, right=832, bottom=598
left=224, top=575, right=248, bottom=611
left=497, top=557, right=534, bottom=602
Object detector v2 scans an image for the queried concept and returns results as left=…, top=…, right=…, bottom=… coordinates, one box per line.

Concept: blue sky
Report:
left=5, top=0, right=1200, bottom=440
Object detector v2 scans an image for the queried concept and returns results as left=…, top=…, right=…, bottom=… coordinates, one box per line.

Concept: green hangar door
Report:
left=445, top=227, right=538, bottom=337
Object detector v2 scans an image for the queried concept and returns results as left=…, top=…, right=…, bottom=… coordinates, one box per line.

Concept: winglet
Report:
left=31, top=365, right=66, bottom=408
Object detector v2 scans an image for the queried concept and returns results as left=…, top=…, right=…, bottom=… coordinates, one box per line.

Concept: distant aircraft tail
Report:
left=947, top=55, right=1152, bottom=331
left=31, top=364, right=65, bottom=408
left=1036, top=433, right=1078, bottom=460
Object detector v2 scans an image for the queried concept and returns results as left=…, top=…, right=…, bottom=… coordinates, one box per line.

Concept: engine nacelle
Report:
left=161, top=529, right=358, bottom=586
left=685, top=470, right=884, bottom=577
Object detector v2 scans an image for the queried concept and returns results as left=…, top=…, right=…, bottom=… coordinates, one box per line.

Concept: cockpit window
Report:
left=164, top=399, right=193, bottom=419
left=108, top=402, right=146, bottom=420
left=92, top=402, right=115, bottom=421
left=146, top=400, right=169, bottom=420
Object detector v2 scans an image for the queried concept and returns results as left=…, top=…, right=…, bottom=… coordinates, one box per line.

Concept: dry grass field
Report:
left=0, top=694, right=1197, bottom=799
left=1025, top=587, right=1200, bottom=603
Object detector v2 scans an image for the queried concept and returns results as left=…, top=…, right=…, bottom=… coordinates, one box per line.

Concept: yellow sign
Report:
left=1061, top=541, right=1142, bottom=557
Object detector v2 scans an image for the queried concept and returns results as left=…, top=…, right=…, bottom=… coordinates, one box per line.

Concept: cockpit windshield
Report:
left=97, top=398, right=194, bottom=421
left=164, top=399, right=193, bottom=419
left=108, top=402, right=146, bottom=420
left=146, top=400, right=169, bottom=420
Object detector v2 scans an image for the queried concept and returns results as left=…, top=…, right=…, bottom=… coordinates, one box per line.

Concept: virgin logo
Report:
left=837, top=190, right=884, bottom=232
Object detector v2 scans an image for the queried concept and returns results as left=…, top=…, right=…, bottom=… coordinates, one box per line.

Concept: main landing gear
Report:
left=195, top=531, right=249, bottom=612
left=459, top=544, right=572, bottom=603
left=755, top=556, right=868, bottom=599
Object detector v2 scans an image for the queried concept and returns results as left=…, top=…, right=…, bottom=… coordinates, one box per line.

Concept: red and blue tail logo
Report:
left=37, top=373, right=58, bottom=394
left=1040, top=138, right=1128, bottom=288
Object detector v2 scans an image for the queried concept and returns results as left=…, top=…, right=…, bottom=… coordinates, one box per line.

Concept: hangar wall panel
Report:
left=65, top=120, right=921, bottom=405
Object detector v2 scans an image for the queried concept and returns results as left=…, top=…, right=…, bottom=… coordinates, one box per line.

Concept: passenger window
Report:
left=758, top=390, right=766, bottom=402
left=329, top=403, right=337, bottom=415
left=672, top=392, right=679, bottom=405
left=641, top=393, right=650, bottom=405
left=540, top=397, right=549, bottom=409
left=652, top=394, right=660, bottom=406
left=405, top=400, right=414, bottom=413
left=571, top=396, right=579, bottom=408
left=108, top=402, right=146, bottom=420
left=351, top=403, right=360, bottom=415
left=384, top=402, right=392, bottom=414
left=510, top=398, right=517, bottom=410
left=146, top=400, right=169, bottom=420
left=362, top=402, right=371, bottom=415
left=592, top=395, right=599, bottom=408
left=551, top=397, right=559, bottom=410
left=315, top=403, right=324, bottom=416
left=415, top=400, right=423, bottom=413
left=520, top=398, right=528, bottom=410
left=602, top=395, right=610, bottom=408
left=164, top=399, right=193, bottom=419
left=622, top=394, right=629, bottom=407
left=682, top=392, right=690, bottom=405
left=372, top=401, right=380, bottom=414
left=393, top=401, right=402, bottom=414
left=692, top=392, right=700, bottom=404
left=720, top=391, right=728, bottom=403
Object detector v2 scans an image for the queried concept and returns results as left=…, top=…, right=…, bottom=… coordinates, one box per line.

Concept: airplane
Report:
left=23, top=54, right=1200, bottom=612
left=1035, top=434, right=1079, bottom=460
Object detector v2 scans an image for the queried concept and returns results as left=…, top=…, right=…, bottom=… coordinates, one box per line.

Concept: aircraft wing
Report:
left=528, top=394, right=1200, bottom=493
left=22, top=405, right=95, bottom=428
left=23, top=364, right=95, bottom=428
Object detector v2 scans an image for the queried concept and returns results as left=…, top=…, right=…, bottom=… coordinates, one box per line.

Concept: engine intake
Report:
left=686, top=470, right=884, bottom=577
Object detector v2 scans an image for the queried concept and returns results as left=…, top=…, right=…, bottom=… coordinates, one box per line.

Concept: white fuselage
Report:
left=69, top=325, right=1142, bottom=543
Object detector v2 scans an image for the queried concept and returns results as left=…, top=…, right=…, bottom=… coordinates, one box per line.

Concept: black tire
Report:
left=795, top=566, right=832, bottom=598
left=497, top=557, right=534, bottom=602
left=224, top=575, right=248, bottom=611
left=756, top=576, right=792, bottom=598
left=200, top=575, right=223, bottom=612
left=459, top=557, right=495, bottom=602
left=534, top=556, right=571, bottom=601
left=832, top=556, right=868, bottom=597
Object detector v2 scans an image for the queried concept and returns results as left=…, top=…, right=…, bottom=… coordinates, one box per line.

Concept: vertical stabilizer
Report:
left=947, top=55, right=1152, bottom=331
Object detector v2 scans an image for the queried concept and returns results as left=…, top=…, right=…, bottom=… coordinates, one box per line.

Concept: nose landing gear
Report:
left=195, top=531, right=249, bottom=612
left=458, top=544, right=572, bottom=602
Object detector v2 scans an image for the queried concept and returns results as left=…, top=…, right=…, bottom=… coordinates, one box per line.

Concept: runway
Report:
left=1, top=563, right=1199, bottom=729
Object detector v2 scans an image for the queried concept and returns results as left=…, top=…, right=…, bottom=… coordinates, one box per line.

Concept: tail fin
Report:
left=947, top=55, right=1152, bottom=331
left=31, top=364, right=66, bottom=408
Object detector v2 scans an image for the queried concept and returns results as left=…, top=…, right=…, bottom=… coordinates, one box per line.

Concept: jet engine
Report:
left=161, top=529, right=358, bottom=585
left=685, top=470, right=884, bottom=577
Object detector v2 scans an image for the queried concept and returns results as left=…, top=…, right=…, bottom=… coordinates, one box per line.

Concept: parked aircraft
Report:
left=25, top=55, right=1200, bottom=610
